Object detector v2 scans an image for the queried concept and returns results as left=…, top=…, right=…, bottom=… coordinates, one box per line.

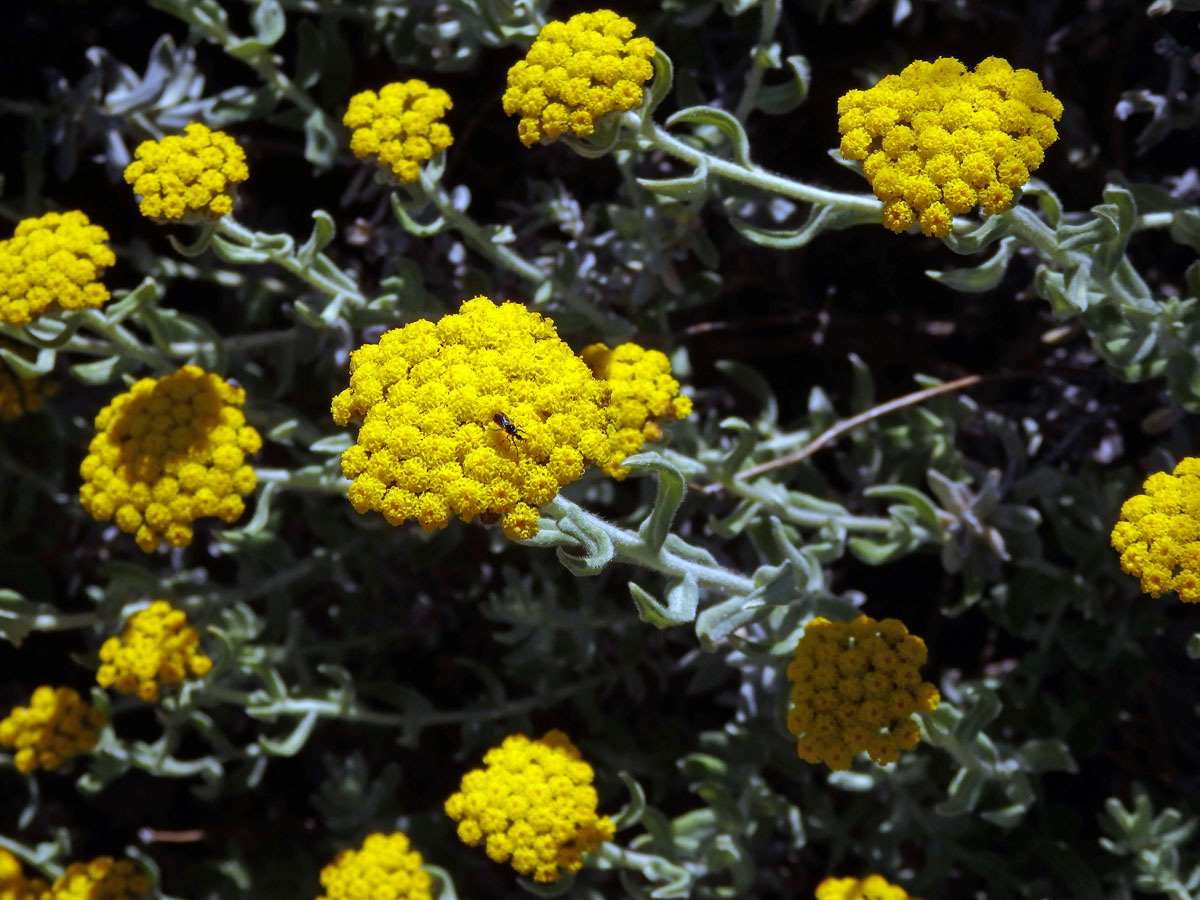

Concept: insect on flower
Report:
left=493, top=412, right=525, bottom=449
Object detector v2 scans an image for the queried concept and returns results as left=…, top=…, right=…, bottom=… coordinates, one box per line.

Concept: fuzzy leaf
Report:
left=754, top=55, right=811, bottom=115
left=927, top=237, right=1018, bottom=292
left=638, top=160, right=710, bottom=200
left=666, top=106, right=752, bottom=168
left=251, top=0, right=286, bottom=45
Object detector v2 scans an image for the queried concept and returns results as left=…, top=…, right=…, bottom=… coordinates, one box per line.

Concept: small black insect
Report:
left=493, top=412, right=525, bottom=448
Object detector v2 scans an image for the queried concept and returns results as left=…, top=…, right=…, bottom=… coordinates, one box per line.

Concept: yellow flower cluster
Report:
left=503, top=9, right=656, bottom=146
left=786, top=615, right=939, bottom=770
left=837, top=56, right=1063, bottom=237
left=0, top=365, right=56, bottom=422
left=816, top=875, right=919, bottom=900
left=96, top=600, right=213, bottom=701
left=344, top=80, right=454, bottom=185
left=79, top=365, right=261, bottom=553
left=581, top=342, right=692, bottom=478
left=123, top=122, right=249, bottom=221
left=0, top=849, right=49, bottom=900
left=444, top=730, right=614, bottom=883
left=317, top=833, right=432, bottom=900
left=49, top=858, right=149, bottom=900
left=331, top=296, right=621, bottom=541
left=0, top=211, right=115, bottom=326
left=1111, top=458, right=1200, bottom=601
left=0, top=686, right=105, bottom=774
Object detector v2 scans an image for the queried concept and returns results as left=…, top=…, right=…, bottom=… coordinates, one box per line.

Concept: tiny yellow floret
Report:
left=504, top=10, right=655, bottom=146
left=0, top=848, right=50, bottom=900
left=1111, top=458, right=1200, bottom=602
left=96, top=600, right=213, bottom=701
left=317, top=832, right=432, bottom=900
left=123, top=123, right=248, bottom=221
left=815, top=874, right=921, bottom=900
left=786, top=615, right=938, bottom=770
left=78, top=365, right=261, bottom=553
left=0, top=686, right=105, bottom=774
left=331, top=296, right=623, bottom=540
left=444, top=730, right=614, bottom=883
left=344, top=80, right=454, bottom=184
left=581, top=341, right=691, bottom=478
left=49, top=857, right=150, bottom=900
left=0, top=211, right=115, bottom=326
left=837, top=56, right=1061, bottom=236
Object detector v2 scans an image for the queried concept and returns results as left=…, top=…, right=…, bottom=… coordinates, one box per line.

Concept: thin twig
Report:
left=699, top=374, right=983, bottom=494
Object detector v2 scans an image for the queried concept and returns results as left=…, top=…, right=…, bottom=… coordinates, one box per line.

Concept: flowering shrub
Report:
left=316, top=833, right=432, bottom=900
left=0, top=211, right=115, bottom=326
left=0, top=686, right=105, bottom=774
left=444, top=730, right=614, bottom=882
left=96, top=600, right=213, bottom=700
left=2, top=3, right=1199, bottom=900
left=344, top=81, right=454, bottom=184
left=78, top=365, right=261, bottom=552
left=123, top=122, right=249, bottom=220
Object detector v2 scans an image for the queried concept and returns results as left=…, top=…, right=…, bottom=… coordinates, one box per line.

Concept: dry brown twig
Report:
left=697, top=374, right=983, bottom=494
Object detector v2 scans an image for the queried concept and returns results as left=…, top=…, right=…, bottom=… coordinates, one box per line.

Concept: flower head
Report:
left=503, top=9, right=656, bottom=147
left=0, top=686, right=105, bottom=774
left=344, top=80, right=454, bottom=184
left=78, top=365, right=261, bottom=553
left=816, top=874, right=919, bottom=900
left=1111, top=458, right=1200, bottom=602
left=0, top=849, right=50, bottom=900
left=49, top=858, right=150, bottom=900
left=96, top=600, right=213, bottom=701
left=786, top=615, right=938, bottom=770
left=581, top=341, right=692, bottom=478
left=331, top=296, right=622, bottom=541
left=444, top=730, right=614, bottom=883
left=838, top=56, right=1062, bottom=236
left=0, top=211, right=115, bottom=326
left=123, top=123, right=249, bottom=221
left=0, top=358, right=56, bottom=422
left=317, top=833, right=432, bottom=900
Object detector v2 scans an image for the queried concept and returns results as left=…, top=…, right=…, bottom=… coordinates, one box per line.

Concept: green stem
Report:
left=726, top=478, right=897, bottom=533
left=644, top=121, right=881, bottom=215
left=420, top=171, right=546, bottom=283
left=204, top=687, right=411, bottom=726
left=0, top=835, right=64, bottom=880
left=214, top=218, right=369, bottom=308
left=168, top=328, right=299, bottom=355
left=1005, top=206, right=1159, bottom=313
left=51, top=328, right=297, bottom=361
left=589, top=841, right=691, bottom=888
left=77, top=310, right=172, bottom=373
left=206, top=670, right=614, bottom=729
left=178, top=5, right=322, bottom=124
left=544, top=496, right=756, bottom=594
left=254, top=466, right=347, bottom=494
left=733, top=0, right=781, bottom=122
